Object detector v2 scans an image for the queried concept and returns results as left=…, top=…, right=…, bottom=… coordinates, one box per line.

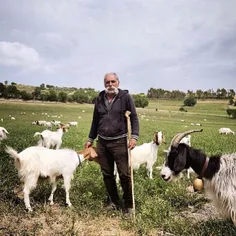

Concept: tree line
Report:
left=0, top=81, right=235, bottom=108
left=147, top=88, right=236, bottom=100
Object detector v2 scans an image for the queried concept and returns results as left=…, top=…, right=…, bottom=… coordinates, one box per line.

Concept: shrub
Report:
left=226, top=109, right=236, bottom=118
left=229, top=98, right=234, bottom=105
left=184, top=96, right=197, bottom=107
left=179, top=107, right=187, bottom=112
left=132, top=94, right=149, bottom=108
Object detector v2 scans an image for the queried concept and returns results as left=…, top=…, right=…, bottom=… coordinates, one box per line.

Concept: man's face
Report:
left=104, top=73, right=119, bottom=95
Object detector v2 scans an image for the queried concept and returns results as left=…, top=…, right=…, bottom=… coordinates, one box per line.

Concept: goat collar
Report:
left=199, top=156, right=209, bottom=178
left=78, top=154, right=82, bottom=166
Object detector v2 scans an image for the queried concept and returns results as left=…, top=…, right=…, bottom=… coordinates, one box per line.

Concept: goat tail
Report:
left=34, top=132, right=44, bottom=141
left=5, top=146, right=20, bottom=161
left=34, top=132, right=42, bottom=137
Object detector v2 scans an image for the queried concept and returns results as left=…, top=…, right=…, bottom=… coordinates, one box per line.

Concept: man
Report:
left=85, top=72, right=139, bottom=215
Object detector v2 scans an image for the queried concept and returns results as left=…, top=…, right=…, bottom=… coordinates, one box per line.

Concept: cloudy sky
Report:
left=0, top=0, right=235, bottom=93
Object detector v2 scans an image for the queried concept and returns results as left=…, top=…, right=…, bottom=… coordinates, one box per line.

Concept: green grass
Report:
left=1, top=99, right=236, bottom=235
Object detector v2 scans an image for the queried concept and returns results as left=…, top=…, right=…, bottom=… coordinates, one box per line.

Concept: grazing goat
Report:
left=219, top=128, right=235, bottom=135
left=161, top=129, right=236, bottom=226
left=0, top=127, right=9, bottom=141
left=34, top=124, right=68, bottom=149
left=5, top=146, right=97, bottom=211
left=67, top=121, right=78, bottom=127
left=114, top=131, right=165, bottom=180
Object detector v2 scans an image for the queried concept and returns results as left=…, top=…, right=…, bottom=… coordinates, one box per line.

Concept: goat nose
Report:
left=161, top=174, right=165, bottom=179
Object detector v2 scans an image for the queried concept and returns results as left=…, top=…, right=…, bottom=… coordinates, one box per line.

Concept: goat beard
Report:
left=105, top=86, right=119, bottom=95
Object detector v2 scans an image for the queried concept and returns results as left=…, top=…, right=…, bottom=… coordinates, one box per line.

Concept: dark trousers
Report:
left=97, top=137, right=133, bottom=208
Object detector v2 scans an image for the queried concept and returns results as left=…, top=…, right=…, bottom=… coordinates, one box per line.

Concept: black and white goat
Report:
left=161, top=129, right=236, bottom=226
left=0, top=127, right=9, bottom=141
left=164, top=134, right=194, bottom=179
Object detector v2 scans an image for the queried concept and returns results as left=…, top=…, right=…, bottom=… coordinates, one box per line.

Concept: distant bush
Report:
left=226, top=109, right=236, bottom=118
left=184, top=96, right=197, bottom=107
left=229, top=98, right=234, bottom=105
left=132, top=94, right=149, bottom=108
left=179, top=107, right=187, bottom=112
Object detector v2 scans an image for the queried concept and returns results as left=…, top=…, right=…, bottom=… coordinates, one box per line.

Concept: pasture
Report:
left=1, top=99, right=236, bottom=235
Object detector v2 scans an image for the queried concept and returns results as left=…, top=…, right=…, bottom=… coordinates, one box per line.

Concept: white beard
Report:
left=105, top=86, right=119, bottom=95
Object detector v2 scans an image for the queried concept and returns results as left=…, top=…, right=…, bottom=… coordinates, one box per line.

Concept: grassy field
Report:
left=1, top=99, right=236, bottom=235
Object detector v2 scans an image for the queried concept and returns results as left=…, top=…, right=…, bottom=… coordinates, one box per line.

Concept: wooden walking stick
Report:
left=125, top=110, right=135, bottom=218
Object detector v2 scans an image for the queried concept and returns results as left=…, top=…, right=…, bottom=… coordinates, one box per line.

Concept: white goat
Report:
left=5, top=146, right=97, bottom=212
left=67, top=121, right=78, bottom=127
left=51, top=120, right=61, bottom=126
left=0, top=127, right=9, bottom=141
left=34, top=124, right=68, bottom=149
left=115, top=131, right=165, bottom=180
left=161, top=129, right=236, bottom=226
left=219, top=128, right=235, bottom=135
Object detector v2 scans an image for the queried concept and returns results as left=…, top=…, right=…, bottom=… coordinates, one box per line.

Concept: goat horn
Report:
left=171, top=129, right=203, bottom=147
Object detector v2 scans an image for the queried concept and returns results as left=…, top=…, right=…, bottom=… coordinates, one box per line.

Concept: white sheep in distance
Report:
left=0, top=127, right=9, bottom=141
left=161, top=129, right=236, bottom=226
left=219, top=128, right=235, bottom=135
left=114, top=131, right=166, bottom=180
left=67, top=121, right=78, bottom=127
left=34, top=124, right=68, bottom=149
left=5, top=146, right=98, bottom=212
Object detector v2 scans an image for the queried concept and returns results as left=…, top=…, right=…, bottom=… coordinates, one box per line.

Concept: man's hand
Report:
left=84, top=141, right=93, bottom=149
left=128, top=138, right=137, bottom=150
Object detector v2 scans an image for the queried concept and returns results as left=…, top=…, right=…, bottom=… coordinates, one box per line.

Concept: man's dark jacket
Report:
left=88, top=89, right=139, bottom=141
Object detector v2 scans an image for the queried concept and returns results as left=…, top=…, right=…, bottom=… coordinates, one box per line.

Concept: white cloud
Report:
left=0, top=0, right=235, bottom=92
left=0, top=41, right=40, bottom=67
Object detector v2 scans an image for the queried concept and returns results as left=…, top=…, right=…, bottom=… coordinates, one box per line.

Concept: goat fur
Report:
left=5, top=146, right=97, bottom=211
left=34, top=124, right=67, bottom=149
left=114, top=131, right=165, bottom=180
left=0, top=127, right=9, bottom=141
left=161, top=143, right=236, bottom=226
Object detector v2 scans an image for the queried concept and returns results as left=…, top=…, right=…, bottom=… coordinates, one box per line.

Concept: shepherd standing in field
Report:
left=85, top=72, right=139, bottom=216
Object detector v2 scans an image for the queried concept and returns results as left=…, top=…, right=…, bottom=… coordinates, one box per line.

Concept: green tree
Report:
left=184, top=96, right=197, bottom=106
left=195, top=90, right=203, bottom=99
left=32, top=87, right=42, bottom=100
left=40, top=83, right=46, bottom=89
left=132, top=94, right=149, bottom=108
left=21, top=90, right=33, bottom=100
left=48, top=90, right=58, bottom=101
left=7, top=85, right=20, bottom=98
left=0, top=83, right=6, bottom=97
left=58, top=91, right=68, bottom=103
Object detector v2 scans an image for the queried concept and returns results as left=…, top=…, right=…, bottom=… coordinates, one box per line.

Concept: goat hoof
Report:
left=49, top=202, right=54, bottom=206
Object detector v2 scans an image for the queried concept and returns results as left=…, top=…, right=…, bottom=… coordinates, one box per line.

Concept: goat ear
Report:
left=173, top=148, right=187, bottom=173
left=90, top=147, right=98, bottom=158
left=78, top=148, right=90, bottom=159
left=162, top=135, right=166, bottom=144
left=3, top=128, right=9, bottom=134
